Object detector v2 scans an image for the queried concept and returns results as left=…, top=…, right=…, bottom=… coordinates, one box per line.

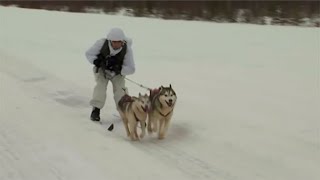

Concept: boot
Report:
left=90, top=107, right=100, bottom=121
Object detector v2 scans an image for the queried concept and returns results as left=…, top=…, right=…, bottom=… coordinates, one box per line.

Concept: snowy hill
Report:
left=0, top=6, right=319, bottom=180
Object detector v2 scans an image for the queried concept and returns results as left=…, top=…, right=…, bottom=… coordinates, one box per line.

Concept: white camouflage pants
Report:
left=90, top=67, right=126, bottom=109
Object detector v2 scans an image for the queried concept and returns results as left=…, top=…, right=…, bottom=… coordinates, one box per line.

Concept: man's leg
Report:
left=111, top=75, right=126, bottom=106
left=90, top=67, right=109, bottom=109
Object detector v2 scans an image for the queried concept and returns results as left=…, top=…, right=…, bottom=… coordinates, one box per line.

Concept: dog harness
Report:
left=134, top=113, right=141, bottom=122
left=156, top=108, right=173, bottom=117
left=151, top=89, right=174, bottom=117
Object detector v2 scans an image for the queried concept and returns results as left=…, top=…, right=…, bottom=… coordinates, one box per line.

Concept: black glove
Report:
left=93, top=54, right=104, bottom=68
left=113, top=67, right=121, bottom=75
left=106, top=56, right=122, bottom=75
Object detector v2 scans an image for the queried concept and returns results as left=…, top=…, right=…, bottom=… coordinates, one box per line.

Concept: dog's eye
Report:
left=165, top=94, right=168, bottom=97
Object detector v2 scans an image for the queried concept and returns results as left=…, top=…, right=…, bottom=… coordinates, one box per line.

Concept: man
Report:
left=85, top=28, right=135, bottom=121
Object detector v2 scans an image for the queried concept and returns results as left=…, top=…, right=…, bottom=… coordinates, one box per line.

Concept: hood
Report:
left=125, top=37, right=132, bottom=47
left=107, top=28, right=126, bottom=41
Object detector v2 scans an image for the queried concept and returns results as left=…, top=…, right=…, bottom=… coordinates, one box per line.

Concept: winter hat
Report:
left=107, top=28, right=126, bottom=41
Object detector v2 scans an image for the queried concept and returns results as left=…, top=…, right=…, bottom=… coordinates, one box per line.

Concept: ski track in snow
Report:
left=1, top=7, right=319, bottom=180
left=100, top=118, right=237, bottom=180
left=0, top=52, right=234, bottom=180
left=0, top=100, right=63, bottom=180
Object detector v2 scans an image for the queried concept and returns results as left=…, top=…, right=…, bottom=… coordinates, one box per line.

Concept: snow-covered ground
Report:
left=0, top=6, right=319, bottom=180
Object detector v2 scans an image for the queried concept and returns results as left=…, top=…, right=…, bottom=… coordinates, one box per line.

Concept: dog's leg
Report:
left=158, top=118, right=165, bottom=140
left=134, top=123, right=139, bottom=140
left=153, top=118, right=159, bottom=133
left=161, top=118, right=171, bottom=139
left=140, top=120, right=146, bottom=139
left=118, top=111, right=130, bottom=137
left=128, top=120, right=138, bottom=141
left=122, top=118, right=130, bottom=137
left=147, top=115, right=153, bottom=134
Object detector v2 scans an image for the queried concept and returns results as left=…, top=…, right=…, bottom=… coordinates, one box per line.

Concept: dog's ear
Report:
left=169, top=84, right=172, bottom=89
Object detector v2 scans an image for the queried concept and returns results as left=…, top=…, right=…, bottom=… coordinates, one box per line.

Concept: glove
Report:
left=106, top=56, right=122, bottom=75
left=93, top=59, right=101, bottom=67
left=93, top=55, right=103, bottom=68
left=113, top=67, right=121, bottom=75
left=105, top=71, right=116, bottom=78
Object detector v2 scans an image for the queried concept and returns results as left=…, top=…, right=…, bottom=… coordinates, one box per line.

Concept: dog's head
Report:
left=157, top=84, right=177, bottom=108
left=135, top=93, right=149, bottom=113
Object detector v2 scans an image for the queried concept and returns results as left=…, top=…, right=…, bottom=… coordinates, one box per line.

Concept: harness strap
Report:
left=156, top=108, right=173, bottom=117
left=134, top=112, right=141, bottom=122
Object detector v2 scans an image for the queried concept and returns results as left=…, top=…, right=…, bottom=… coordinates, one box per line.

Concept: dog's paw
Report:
left=130, top=136, right=138, bottom=141
left=152, top=129, right=158, bottom=133
left=158, top=135, right=165, bottom=140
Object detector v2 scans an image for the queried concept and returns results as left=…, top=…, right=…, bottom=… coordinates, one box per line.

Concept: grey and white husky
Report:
left=148, top=84, right=177, bottom=139
left=117, top=90, right=149, bottom=141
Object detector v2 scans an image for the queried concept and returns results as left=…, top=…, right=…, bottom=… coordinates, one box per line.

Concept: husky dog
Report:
left=148, top=84, right=177, bottom=139
left=117, top=90, right=149, bottom=141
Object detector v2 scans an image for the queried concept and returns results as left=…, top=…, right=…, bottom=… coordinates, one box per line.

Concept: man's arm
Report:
left=121, top=47, right=135, bottom=76
left=85, top=39, right=105, bottom=64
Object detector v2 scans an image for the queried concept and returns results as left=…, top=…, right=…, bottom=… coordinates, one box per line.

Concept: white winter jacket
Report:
left=85, top=37, right=135, bottom=76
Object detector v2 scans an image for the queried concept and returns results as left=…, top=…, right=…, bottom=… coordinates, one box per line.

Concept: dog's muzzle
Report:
left=165, top=100, right=173, bottom=107
left=141, top=105, right=148, bottom=112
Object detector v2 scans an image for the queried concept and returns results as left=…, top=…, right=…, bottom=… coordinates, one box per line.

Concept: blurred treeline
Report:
left=1, top=1, right=319, bottom=27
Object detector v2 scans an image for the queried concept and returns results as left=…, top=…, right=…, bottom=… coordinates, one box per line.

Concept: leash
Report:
left=124, top=77, right=152, bottom=91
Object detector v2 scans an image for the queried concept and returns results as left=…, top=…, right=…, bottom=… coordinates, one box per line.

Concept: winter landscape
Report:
left=0, top=6, right=319, bottom=180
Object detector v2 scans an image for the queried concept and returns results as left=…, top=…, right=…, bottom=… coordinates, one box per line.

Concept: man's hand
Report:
left=106, top=56, right=122, bottom=75
left=113, top=67, right=121, bottom=75
left=93, top=58, right=102, bottom=67
left=93, top=54, right=105, bottom=68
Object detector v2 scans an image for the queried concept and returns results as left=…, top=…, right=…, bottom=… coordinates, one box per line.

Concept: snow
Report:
left=0, top=6, right=319, bottom=180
